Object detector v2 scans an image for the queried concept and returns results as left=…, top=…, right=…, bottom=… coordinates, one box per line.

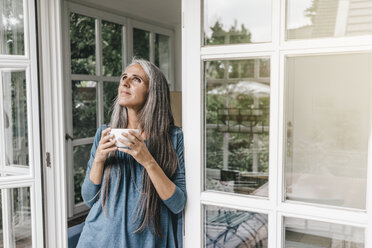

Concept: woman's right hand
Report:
left=94, top=127, right=118, bottom=164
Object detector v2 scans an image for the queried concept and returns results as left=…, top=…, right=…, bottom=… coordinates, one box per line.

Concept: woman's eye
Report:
left=134, top=77, right=141, bottom=83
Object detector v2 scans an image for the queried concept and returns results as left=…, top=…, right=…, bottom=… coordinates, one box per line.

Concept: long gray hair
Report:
left=101, top=59, right=178, bottom=236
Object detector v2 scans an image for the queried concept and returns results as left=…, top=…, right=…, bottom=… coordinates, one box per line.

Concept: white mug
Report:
left=108, top=129, right=140, bottom=148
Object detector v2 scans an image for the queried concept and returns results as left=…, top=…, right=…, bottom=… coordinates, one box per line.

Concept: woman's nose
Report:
left=121, top=78, right=130, bottom=87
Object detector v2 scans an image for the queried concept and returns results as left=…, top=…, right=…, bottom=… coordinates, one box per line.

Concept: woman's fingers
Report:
left=101, top=139, right=116, bottom=149
left=100, top=134, right=114, bottom=145
left=102, top=127, right=111, bottom=137
left=121, top=132, right=139, bottom=143
left=129, top=130, right=143, bottom=142
left=118, top=137, right=133, bottom=148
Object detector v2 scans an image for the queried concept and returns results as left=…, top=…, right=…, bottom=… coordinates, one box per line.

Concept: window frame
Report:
left=128, top=19, right=175, bottom=90
left=183, top=0, right=372, bottom=247
left=63, top=2, right=176, bottom=219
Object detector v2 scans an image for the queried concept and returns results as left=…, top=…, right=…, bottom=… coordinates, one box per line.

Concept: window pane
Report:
left=204, top=59, right=270, bottom=197
left=133, top=28, right=149, bottom=60
left=103, top=82, right=118, bottom=124
left=72, top=81, right=97, bottom=139
left=102, top=21, right=122, bottom=77
left=155, top=34, right=170, bottom=81
left=0, top=0, right=24, bottom=55
left=7, top=187, right=32, bottom=247
left=74, top=144, right=92, bottom=205
left=284, top=217, right=364, bottom=247
left=70, top=13, right=96, bottom=75
left=203, top=0, right=272, bottom=45
left=204, top=205, right=268, bottom=247
left=285, top=53, right=372, bottom=209
left=2, top=71, right=29, bottom=173
left=286, top=0, right=372, bottom=40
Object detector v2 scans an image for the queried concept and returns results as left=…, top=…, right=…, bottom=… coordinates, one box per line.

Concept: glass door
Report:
left=183, top=0, right=372, bottom=247
left=0, top=0, right=44, bottom=247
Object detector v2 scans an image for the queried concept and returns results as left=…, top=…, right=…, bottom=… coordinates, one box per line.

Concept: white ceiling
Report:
left=79, top=0, right=181, bottom=26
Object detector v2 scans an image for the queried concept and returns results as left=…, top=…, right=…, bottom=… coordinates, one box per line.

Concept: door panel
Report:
left=0, top=0, right=44, bottom=247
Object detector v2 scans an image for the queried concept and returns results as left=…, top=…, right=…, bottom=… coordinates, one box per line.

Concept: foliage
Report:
left=133, top=28, right=150, bottom=60
left=205, top=20, right=252, bottom=45
left=72, top=81, right=97, bottom=139
left=70, top=13, right=96, bottom=75
left=205, top=57, right=270, bottom=175
left=102, top=21, right=122, bottom=76
left=2, top=0, right=24, bottom=55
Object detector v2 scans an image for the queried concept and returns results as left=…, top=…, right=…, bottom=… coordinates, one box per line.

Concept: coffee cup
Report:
left=108, top=129, right=140, bottom=148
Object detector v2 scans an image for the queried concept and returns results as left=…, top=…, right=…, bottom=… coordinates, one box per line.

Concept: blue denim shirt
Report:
left=77, top=125, right=186, bottom=248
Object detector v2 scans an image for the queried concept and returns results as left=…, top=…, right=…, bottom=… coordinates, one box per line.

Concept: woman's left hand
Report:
left=118, top=131, right=156, bottom=169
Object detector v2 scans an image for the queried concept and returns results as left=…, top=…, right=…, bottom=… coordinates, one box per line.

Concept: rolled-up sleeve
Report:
left=81, top=125, right=104, bottom=208
left=162, top=129, right=187, bottom=214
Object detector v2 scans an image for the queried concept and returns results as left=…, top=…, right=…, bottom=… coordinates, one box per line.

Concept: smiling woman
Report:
left=76, top=59, right=186, bottom=248
left=118, top=64, right=149, bottom=111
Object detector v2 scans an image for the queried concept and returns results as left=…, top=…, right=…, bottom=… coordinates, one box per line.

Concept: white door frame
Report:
left=37, top=0, right=68, bottom=247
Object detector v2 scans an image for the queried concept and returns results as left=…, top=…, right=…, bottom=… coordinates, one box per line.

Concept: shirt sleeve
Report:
left=162, top=129, right=187, bottom=214
left=81, top=125, right=105, bottom=208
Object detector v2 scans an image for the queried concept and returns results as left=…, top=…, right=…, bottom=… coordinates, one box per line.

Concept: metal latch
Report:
left=46, top=152, right=51, bottom=168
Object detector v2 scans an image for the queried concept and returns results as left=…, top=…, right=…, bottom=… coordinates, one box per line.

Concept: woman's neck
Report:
left=126, top=108, right=140, bottom=129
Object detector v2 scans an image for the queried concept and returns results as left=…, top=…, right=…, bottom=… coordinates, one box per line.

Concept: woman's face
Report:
left=118, top=64, right=149, bottom=110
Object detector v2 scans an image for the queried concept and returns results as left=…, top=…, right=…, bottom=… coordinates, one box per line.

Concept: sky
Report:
left=204, top=0, right=314, bottom=42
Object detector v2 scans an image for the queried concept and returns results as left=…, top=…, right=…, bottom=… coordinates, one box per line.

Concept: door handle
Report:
left=65, top=133, right=74, bottom=141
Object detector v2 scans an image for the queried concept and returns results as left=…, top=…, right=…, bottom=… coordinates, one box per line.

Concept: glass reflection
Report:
left=286, top=0, right=372, bottom=40
left=204, top=0, right=272, bottom=45
left=284, top=217, right=364, bottom=248
left=205, top=59, right=270, bottom=197
left=103, top=82, right=118, bottom=124
left=102, top=21, right=122, bottom=77
left=72, top=81, right=97, bottom=139
left=204, top=205, right=268, bottom=248
left=285, top=53, right=372, bottom=209
left=0, top=0, right=24, bottom=55
left=9, top=187, right=32, bottom=247
left=2, top=71, right=29, bottom=168
left=133, top=28, right=150, bottom=60
left=74, top=144, right=93, bottom=205
left=70, top=13, right=96, bottom=75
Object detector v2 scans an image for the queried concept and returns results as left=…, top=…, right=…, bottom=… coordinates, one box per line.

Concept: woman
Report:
left=77, top=59, right=186, bottom=247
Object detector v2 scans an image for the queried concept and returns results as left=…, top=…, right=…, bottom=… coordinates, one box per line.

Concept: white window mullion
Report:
left=70, top=74, right=120, bottom=82
left=97, top=81, right=104, bottom=126
left=96, top=19, right=103, bottom=129
left=64, top=9, right=74, bottom=218
left=2, top=189, right=11, bottom=248
left=122, top=25, right=127, bottom=71
left=0, top=69, right=5, bottom=177
left=127, top=19, right=133, bottom=62
left=96, top=18, right=102, bottom=77
left=149, top=31, right=155, bottom=63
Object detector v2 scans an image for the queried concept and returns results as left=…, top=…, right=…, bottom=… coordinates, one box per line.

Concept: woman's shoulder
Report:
left=169, top=126, right=183, bottom=136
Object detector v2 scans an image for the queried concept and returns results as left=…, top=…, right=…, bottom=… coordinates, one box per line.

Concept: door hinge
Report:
left=46, top=152, right=51, bottom=168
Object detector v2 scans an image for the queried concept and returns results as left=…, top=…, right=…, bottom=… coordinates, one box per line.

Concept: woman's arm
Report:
left=143, top=160, right=176, bottom=200
left=81, top=126, right=117, bottom=208
left=118, top=130, right=186, bottom=214
left=89, top=127, right=117, bottom=184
